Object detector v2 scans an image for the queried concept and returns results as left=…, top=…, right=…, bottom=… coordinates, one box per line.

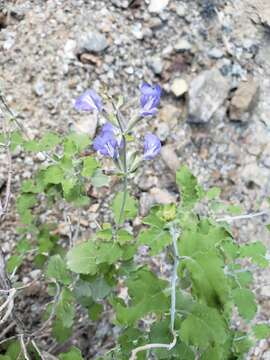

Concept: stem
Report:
left=129, top=224, right=180, bottom=360
left=170, top=224, right=180, bottom=334
left=216, top=210, right=269, bottom=223
left=111, top=100, right=128, bottom=230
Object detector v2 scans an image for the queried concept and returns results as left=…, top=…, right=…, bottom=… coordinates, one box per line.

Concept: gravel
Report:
left=0, top=0, right=270, bottom=358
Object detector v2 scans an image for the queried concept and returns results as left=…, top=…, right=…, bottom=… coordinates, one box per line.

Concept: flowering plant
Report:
left=0, top=84, right=269, bottom=360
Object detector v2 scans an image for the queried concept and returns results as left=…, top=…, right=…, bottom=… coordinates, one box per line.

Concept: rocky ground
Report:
left=0, top=0, right=270, bottom=358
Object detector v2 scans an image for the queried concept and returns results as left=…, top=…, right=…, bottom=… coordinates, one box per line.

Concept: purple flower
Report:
left=100, top=122, right=118, bottom=135
left=93, top=131, right=119, bottom=159
left=140, top=83, right=161, bottom=117
left=143, top=133, right=161, bottom=160
left=74, top=89, right=102, bottom=112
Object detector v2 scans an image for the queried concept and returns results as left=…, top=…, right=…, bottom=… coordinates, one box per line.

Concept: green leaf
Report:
left=66, top=132, right=90, bottom=152
left=52, top=319, right=73, bottom=343
left=66, top=241, right=98, bottom=275
left=62, top=178, right=77, bottom=196
left=112, top=192, right=138, bottom=224
left=59, top=347, right=83, bottom=360
left=10, top=131, right=24, bottom=151
left=138, top=227, right=171, bottom=255
left=113, top=268, right=169, bottom=325
left=7, top=255, right=23, bottom=273
left=24, top=140, right=42, bottom=152
left=176, top=165, right=204, bottom=208
left=91, top=169, right=110, bottom=187
left=232, top=288, right=257, bottom=321
left=44, top=165, right=64, bottom=184
left=116, top=229, right=133, bottom=245
left=56, top=288, right=75, bottom=328
left=96, top=243, right=123, bottom=265
left=88, top=303, right=103, bottom=321
left=233, top=332, right=253, bottom=355
left=239, top=242, right=268, bottom=268
left=88, top=277, right=112, bottom=301
left=40, top=132, right=61, bottom=151
left=180, top=223, right=230, bottom=307
left=252, top=324, right=270, bottom=340
left=206, top=187, right=221, bottom=200
left=227, top=204, right=242, bottom=215
left=46, top=255, right=71, bottom=285
left=16, top=194, right=36, bottom=213
left=180, top=304, right=228, bottom=351
left=82, top=156, right=99, bottom=177
left=150, top=319, right=195, bottom=360
left=21, top=179, right=43, bottom=193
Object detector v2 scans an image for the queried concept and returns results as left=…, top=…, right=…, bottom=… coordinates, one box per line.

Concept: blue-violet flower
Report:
left=143, top=133, right=161, bottom=160
left=93, top=131, right=119, bottom=159
left=140, top=83, right=161, bottom=117
left=74, top=89, right=102, bottom=112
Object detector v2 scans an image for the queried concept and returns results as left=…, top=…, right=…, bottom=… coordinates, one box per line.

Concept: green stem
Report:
left=117, top=135, right=128, bottom=228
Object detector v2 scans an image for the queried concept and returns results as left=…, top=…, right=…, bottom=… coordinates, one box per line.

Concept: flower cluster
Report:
left=74, top=83, right=162, bottom=164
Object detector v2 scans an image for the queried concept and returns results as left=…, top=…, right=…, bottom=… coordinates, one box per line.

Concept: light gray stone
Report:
left=188, top=68, right=230, bottom=123
left=171, top=78, right=188, bottom=97
left=229, top=79, right=259, bottom=122
left=78, top=31, right=108, bottom=53
left=149, top=0, right=169, bottom=13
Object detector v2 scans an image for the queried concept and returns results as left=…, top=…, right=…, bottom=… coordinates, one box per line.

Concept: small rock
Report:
left=147, top=56, right=163, bottom=75
left=156, top=122, right=170, bottom=141
left=188, top=68, right=230, bottom=123
left=174, top=39, right=192, bottom=52
left=161, top=145, right=180, bottom=172
left=160, top=104, right=180, bottom=124
left=149, top=0, right=169, bottom=13
left=138, top=175, right=159, bottom=191
left=33, top=80, right=45, bottom=97
left=72, top=113, right=98, bottom=139
left=229, top=79, right=259, bottom=122
left=131, top=23, right=144, bottom=40
left=140, top=192, right=155, bottom=216
left=176, top=3, right=187, bottom=17
left=171, top=78, right=188, bottom=97
left=150, top=187, right=176, bottom=204
left=64, top=39, right=77, bottom=59
left=111, top=0, right=129, bottom=8
left=78, top=31, right=108, bottom=54
left=208, top=48, right=224, bottom=59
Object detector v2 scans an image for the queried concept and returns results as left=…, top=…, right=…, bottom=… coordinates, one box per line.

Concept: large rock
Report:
left=229, top=79, right=259, bottom=122
left=188, top=68, right=230, bottom=123
left=149, top=0, right=169, bottom=13
left=78, top=31, right=108, bottom=54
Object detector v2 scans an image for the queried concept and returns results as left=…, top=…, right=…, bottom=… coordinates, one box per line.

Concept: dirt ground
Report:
left=1, top=0, right=270, bottom=358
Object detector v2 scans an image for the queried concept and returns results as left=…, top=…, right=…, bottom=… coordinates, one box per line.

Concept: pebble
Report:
left=149, top=187, right=176, bottom=204
left=174, top=39, right=192, bottom=52
left=160, top=104, right=180, bottom=125
left=208, top=48, right=224, bottom=59
left=171, top=78, right=188, bottom=97
left=160, top=145, right=180, bottom=172
left=71, top=113, right=98, bottom=139
left=176, top=3, right=187, bottom=17
left=148, top=0, right=169, bottom=13
left=188, top=68, right=230, bottom=123
left=111, top=0, right=129, bottom=8
left=78, top=31, right=108, bottom=54
left=147, top=56, right=163, bottom=75
left=229, top=79, right=259, bottom=122
left=33, top=80, right=45, bottom=97
left=156, top=122, right=170, bottom=141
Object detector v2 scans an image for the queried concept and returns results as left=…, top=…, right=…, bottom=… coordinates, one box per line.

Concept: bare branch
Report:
left=19, top=334, right=31, bottom=360
left=216, top=210, right=269, bottom=223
